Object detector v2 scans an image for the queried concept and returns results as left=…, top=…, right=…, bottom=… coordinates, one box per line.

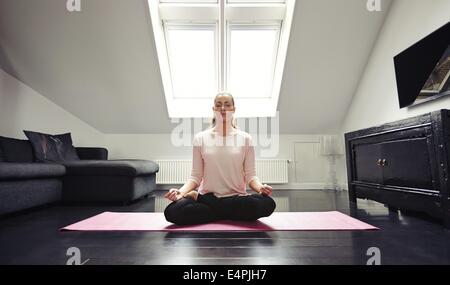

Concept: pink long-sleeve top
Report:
left=187, top=128, right=259, bottom=197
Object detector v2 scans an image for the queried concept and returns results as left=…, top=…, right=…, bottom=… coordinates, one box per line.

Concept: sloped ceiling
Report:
left=0, top=0, right=392, bottom=134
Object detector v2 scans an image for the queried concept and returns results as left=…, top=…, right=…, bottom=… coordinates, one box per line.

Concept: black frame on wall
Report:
left=394, top=22, right=450, bottom=108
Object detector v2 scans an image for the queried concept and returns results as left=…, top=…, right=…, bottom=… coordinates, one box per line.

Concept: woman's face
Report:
left=213, top=95, right=235, bottom=121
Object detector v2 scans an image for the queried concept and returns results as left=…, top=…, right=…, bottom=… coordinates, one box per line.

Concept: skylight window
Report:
left=165, top=24, right=217, bottom=98
left=148, top=0, right=295, bottom=118
left=227, top=0, right=285, bottom=3
left=160, top=0, right=218, bottom=3
left=228, top=24, right=280, bottom=98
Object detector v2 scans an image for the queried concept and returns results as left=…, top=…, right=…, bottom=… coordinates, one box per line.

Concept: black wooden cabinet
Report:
left=345, top=109, right=450, bottom=227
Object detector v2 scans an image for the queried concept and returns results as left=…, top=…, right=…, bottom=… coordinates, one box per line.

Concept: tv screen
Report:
left=394, top=22, right=450, bottom=108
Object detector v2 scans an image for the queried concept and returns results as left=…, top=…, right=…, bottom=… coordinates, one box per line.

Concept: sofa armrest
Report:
left=75, top=147, right=108, bottom=160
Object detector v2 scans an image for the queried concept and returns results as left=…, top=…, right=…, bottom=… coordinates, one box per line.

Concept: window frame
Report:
left=147, top=0, right=296, bottom=118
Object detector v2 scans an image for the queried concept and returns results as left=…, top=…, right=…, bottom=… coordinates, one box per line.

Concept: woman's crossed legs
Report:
left=164, top=193, right=276, bottom=226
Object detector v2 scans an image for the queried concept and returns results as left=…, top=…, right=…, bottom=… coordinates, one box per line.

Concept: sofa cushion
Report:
left=75, top=147, right=108, bottom=160
left=0, top=162, right=66, bottom=180
left=62, top=160, right=159, bottom=177
left=23, top=130, right=80, bottom=162
left=0, top=136, right=34, bottom=162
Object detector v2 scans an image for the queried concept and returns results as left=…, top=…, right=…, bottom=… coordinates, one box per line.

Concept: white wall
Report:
left=340, top=0, right=450, bottom=187
left=342, top=0, right=450, bottom=133
left=0, top=68, right=105, bottom=146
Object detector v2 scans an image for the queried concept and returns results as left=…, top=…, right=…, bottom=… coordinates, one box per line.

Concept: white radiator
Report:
left=154, top=159, right=289, bottom=184
left=154, top=160, right=192, bottom=184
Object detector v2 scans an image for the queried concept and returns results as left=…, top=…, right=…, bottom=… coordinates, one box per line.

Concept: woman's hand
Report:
left=164, top=188, right=183, bottom=201
left=258, top=184, right=273, bottom=196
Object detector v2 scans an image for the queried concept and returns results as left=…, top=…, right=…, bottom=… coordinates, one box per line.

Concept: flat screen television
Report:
left=394, top=22, right=450, bottom=108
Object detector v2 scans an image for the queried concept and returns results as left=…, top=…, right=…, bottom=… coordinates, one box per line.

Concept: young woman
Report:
left=164, top=92, right=276, bottom=225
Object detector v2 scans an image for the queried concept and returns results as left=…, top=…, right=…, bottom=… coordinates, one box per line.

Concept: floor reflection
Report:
left=154, top=196, right=171, bottom=212
left=159, top=231, right=276, bottom=265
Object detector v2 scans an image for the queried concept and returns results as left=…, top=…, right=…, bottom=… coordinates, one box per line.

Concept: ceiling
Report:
left=0, top=0, right=392, bottom=134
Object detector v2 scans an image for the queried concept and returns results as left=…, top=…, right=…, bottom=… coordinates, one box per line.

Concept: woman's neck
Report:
left=213, top=118, right=235, bottom=136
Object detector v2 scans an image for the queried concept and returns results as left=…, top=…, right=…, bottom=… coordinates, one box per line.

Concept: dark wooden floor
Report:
left=1, top=190, right=450, bottom=265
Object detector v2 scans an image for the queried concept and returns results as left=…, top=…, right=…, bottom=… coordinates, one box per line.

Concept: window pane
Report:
left=227, top=0, right=285, bottom=3
left=228, top=25, right=280, bottom=98
left=160, top=0, right=218, bottom=3
left=165, top=24, right=217, bottom=98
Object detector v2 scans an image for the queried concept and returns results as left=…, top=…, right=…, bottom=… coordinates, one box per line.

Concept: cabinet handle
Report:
left=382, top=159, right=387, bottom=166
left=377, top=159, right=382, bottom=166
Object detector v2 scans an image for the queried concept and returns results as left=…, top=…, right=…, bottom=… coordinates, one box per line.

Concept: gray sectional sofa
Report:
left=0, top=136, right=159, bottom=215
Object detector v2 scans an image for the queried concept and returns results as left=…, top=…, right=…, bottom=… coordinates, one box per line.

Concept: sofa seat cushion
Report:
left=0, top=162, right=66, bottom=180
left=62, top=160, right=159, bottom=177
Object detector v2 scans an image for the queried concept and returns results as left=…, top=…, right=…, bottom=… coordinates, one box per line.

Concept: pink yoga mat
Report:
left=61, top=211, right=378, bottom=232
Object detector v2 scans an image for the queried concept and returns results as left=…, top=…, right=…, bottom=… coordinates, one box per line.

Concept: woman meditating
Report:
left=164, top=92, right=276, bottom=225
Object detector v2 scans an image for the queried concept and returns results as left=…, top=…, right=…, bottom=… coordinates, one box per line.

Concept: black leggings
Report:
left=164, top=193, right=276, bottom=225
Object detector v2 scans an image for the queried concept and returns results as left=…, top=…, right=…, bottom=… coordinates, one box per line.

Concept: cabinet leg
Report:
left=388, top=206, right=398, bottom=212
left=348, top=186, right=357, bottom=204
left=349, top=203, right=358, bottom=217
left=387, top=206, right=400, bottom=221
left=348, top=186, right=358, bottom=217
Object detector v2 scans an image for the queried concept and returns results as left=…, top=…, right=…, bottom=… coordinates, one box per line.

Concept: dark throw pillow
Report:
left=0, top=136, right=34, bottom=162
left=23, top=130, right=80, bottom=162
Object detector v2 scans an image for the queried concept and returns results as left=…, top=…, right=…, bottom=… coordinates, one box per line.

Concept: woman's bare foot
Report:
left=184, top=191, right=198, bottom=201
